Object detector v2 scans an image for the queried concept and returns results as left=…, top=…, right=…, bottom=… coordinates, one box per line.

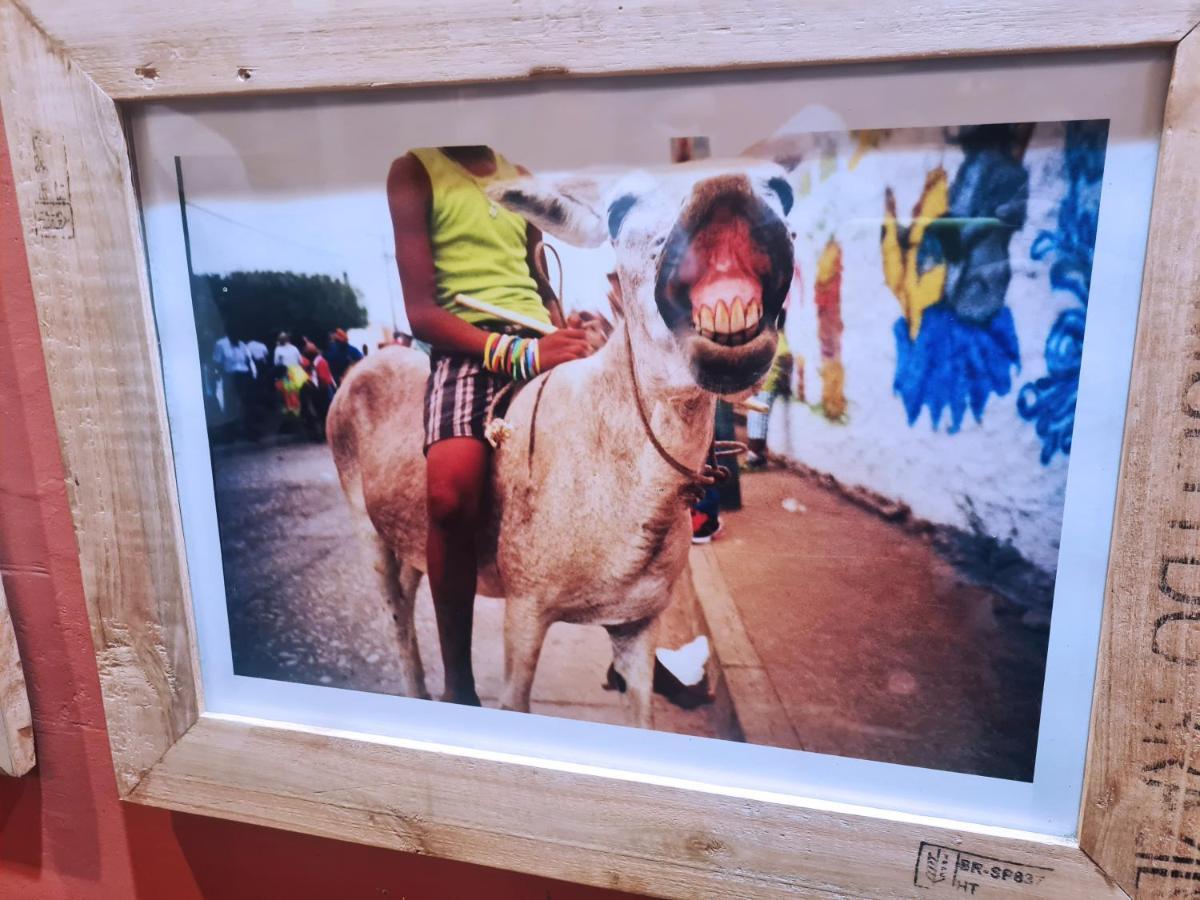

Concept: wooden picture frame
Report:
left=1, top=2, right=1198, bottom=895
left=0, top=578, right=34, bottom=777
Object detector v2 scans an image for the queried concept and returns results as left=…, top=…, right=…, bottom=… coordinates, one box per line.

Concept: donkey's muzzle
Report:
left=655, top=175, right=794, bottom=393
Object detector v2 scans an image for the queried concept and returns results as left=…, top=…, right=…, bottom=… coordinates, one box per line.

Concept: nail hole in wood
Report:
left=237, top=67, right=254, bottom=82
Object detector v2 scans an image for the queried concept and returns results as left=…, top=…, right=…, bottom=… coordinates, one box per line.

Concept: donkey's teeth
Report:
left=715, top=301, right=730, bottom=334
left=746, top=302, right=760, bottom=329
left=730, top=299, right=746, bottom=333
left=700, top=306, right=715, bottom=333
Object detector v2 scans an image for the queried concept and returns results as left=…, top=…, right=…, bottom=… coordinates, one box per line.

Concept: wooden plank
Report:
left=0, top=0, right=1188, bottom=893
left=0, top=2, right=199, bottom=793
left=13, top=0, right=1200, bottom=101
left=1079, top=29, right=1200, bottom=898
left=136, top=715, right=1123, bottom=900
left=0, top=579, right=34, bottom=777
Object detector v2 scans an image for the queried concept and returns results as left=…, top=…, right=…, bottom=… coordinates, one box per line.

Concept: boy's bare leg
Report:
left=426, top=436, right=490, bottom=705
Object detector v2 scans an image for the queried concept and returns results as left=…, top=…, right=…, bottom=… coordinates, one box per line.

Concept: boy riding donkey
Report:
left=387, top=145, right=599, bottom=705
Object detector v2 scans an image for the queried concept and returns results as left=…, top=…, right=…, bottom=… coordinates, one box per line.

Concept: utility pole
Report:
left=174, top=156, right=196, bottom=284
left=175, top=156, right=219, bottom=413
left=381, top=234, right=399, bottom=334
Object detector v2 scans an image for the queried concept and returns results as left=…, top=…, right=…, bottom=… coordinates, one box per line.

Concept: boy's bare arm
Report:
left=388, top=153, right=590, bottom=367
left=388, top=154, right=489, bottom=356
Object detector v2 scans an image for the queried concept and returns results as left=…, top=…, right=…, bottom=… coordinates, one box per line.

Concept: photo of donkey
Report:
left=328, top=161, right=795, bottom=726
left=159, top=94, right=1115, bottom=783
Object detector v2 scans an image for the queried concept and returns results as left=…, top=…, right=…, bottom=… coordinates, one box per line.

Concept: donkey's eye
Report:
left=767, top=176, right=794, bottom=215
left=607, top=194, right=638, bottom=239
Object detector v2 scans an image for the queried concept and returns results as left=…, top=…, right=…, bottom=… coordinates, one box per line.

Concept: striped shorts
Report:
left=423, top=351, right=511, bottom=452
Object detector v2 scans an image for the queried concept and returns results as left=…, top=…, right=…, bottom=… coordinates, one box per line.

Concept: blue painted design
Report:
left=894, top=304, right=1020, bottom=433
left=1017, top=120, right=1109, bottom=464
left=892, top=124, right=1029, bottom=431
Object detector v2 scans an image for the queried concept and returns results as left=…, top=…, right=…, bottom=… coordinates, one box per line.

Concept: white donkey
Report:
left=328, top=160, right=795, bottom=726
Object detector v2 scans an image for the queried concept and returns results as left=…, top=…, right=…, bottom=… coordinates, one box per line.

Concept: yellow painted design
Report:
left=821, top=359, right=846, bottom=421
left=849, top=129, right=889, bottom=170
left=816, top=238, right=841, bottom=283
left=881, top=167, right=949, bottom=339
left=796, top=169, right=812, bottom=198
left=814, top=238, right=845, bottom=421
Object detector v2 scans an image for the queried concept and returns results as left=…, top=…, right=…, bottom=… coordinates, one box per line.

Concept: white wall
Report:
left=771, top=123, right=1076, bottom=573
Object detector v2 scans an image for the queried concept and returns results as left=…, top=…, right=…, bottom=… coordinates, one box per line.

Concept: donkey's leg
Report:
left=364, top=532, right=428, bottom=700
left=393, top=560, right=429, bottom=700
left=500, top=601, right=549, bottom=714
left=606, top=616, right=660, bottom=729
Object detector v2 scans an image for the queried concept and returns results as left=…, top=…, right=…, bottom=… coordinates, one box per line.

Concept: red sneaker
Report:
left=691, top=512, right=723, bottom=544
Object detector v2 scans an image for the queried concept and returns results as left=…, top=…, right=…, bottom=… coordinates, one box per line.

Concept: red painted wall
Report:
left=0, top=114, right=632, bottom=900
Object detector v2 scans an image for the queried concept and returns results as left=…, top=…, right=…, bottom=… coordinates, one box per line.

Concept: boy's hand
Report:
left=567, top=310, right=614, bottom=352
left=539, top=328, right=592, bottom=370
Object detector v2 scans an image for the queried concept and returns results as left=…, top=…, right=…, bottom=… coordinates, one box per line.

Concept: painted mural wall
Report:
left=756, top=120, right=1107, bottom=577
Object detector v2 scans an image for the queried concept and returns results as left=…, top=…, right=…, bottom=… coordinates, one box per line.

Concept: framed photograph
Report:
left=3, top=3, right=1199, bottom=897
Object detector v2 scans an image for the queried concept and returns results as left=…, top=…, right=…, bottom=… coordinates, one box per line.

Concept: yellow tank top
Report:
left=410, top=148, right=550, bottom=328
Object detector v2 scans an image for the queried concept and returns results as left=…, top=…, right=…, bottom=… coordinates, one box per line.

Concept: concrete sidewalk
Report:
left=693, top=467, right=1049, bottom=780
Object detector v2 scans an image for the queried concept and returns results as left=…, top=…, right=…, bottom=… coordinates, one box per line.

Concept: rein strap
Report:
left=622, top=324, right=745, bottom=488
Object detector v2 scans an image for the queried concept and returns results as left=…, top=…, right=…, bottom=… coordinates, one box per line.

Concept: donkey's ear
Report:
left=488, top=175, right=609, bottom=248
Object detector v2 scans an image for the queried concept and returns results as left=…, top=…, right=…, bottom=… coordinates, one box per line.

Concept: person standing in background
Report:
left=210, top=328, right=257, bottom=438
left=303, top=340, right=337, bottom=418
left=273, top=332, right=305, bottom=417
left=745, top=310, right=794, bottom=469
left=245, top=335, right=272, bottom=417
left=273, top=331, right=302, bottom=371
left=246, top=336, right=269, bottom=372
left=325, top=328, right=363, bottom=385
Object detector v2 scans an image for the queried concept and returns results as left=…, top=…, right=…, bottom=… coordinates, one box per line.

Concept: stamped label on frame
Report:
left=914, top=842, right=1053, bottom=894
left=29, top=130, right=74, bottom=239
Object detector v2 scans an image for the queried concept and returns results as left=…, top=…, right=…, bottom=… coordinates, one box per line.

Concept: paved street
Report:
left=211, top=437, right=723, bottom=736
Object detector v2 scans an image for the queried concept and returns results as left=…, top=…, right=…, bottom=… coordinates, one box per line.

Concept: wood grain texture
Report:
left=0, top=0, right=1193, bottom=893
left=136, top=715, right=1123, bottom=900
left=0, top=579, right=34, bottom=776
left=1080, top=29, right=1200, bottom=898
left=13, top=0, right=1200, bottom=101
left=0, top=2, right=199, bottom=793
